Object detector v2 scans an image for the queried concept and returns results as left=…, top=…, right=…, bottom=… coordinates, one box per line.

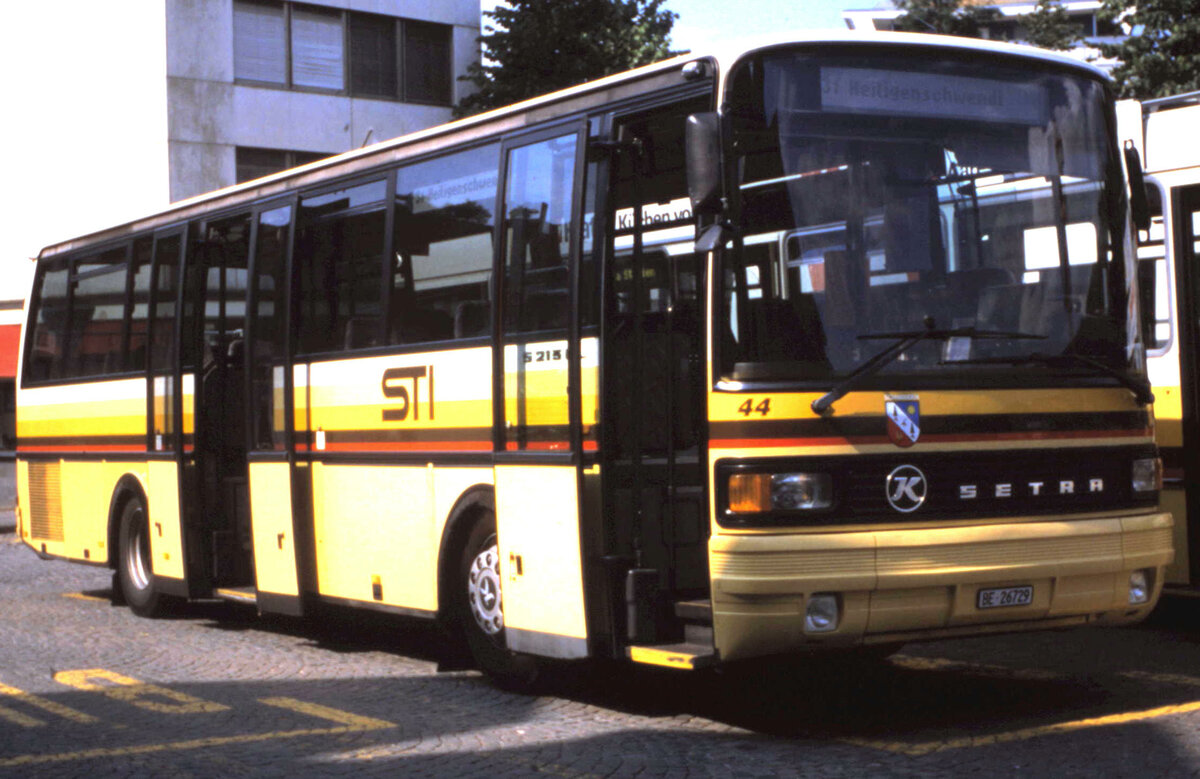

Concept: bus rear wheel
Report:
left=117, top=496, right=167, bottom=618
left=458, top=512, right=538, bottom=688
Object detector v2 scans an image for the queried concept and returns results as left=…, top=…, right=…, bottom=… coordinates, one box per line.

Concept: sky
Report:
left=0, top=1, right=864, bottom=304
left=664, top=0, right=855, bottom=52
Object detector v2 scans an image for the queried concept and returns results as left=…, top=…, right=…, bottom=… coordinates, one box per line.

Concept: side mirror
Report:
left=1123, top=141, right=1150, bottom=232
left=686, top=113, right=723, bottom=216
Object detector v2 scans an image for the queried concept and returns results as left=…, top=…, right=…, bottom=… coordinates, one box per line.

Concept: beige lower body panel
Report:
left=710, top=512, right=1174, bottom=662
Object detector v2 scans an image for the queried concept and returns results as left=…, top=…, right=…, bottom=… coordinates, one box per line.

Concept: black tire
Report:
left=458, top=511, right=538, bottom=688
left=116, top=496, right=167, bottom=618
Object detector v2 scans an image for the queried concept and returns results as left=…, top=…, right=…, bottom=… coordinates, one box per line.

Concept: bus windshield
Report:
left=721, top=49, right=1133, bottom=385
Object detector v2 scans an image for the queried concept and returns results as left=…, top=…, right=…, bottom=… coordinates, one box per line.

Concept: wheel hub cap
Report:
left=468, top=543, right=503, bottom=635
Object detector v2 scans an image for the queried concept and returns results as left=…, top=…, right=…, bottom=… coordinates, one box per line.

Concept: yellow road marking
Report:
left=62, top=592, right=106, bottom=603
left=258, top=697, right=394, bottom=730
left=0, top=698, right=396, bottom=769
left=53, top=669, right=230, bottom=714
left=0, top=681, right=98, bottom=724
left=0, top=703, right=44, bottom=728
left=844, top=699, right=1200, bottom=756
left=0, top=725, right=362, bottom=768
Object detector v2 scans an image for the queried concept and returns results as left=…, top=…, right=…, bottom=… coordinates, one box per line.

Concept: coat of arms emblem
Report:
left=885, top=397, right=920, bottom=448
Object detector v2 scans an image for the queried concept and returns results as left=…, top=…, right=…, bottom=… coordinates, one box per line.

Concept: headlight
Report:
left=1132, top=457, right=1162, bottom=493
left=805, top=593, right=840, bottom=632
left=1129, top=569, right=1152, bottom=604
left=728, top=472, right=833, bottom=513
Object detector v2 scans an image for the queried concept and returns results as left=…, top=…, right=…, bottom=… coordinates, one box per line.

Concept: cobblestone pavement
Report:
left=4, top=531, right=1200, bottom=778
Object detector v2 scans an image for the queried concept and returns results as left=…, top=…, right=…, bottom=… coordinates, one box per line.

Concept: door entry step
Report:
left=214, top=586, right=257, bottom=605
left=627, top=642, right=716, bottom=670
left=674, top=599, right=712, bottom=623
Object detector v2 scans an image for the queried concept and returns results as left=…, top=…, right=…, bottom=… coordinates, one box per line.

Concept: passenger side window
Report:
left=66, top=246, right=129, bottom=378
left=503, top=134, right=577, bottom=334
left=390, top=143, right=498, bottom=345
left=149, top=234, right=183, bottom=374
left=295, top=179, right=388, bottom=353
left=127, top=238, right=154, bottom=372
left=25, top=260, right=70, bottom=382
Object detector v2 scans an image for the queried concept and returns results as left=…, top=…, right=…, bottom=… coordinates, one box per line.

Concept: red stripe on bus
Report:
left=320, top=440, right=493, bottom=452
left=505, top=441, right=572, bottom=451
left=17, top=444, right=146, bottom=453
left=709, top=428, right=1152, bottom=449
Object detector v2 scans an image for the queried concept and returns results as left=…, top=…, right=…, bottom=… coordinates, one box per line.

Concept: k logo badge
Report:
left=885, top=397, right=920, bottom=448
left=886, top=464, right=927, bottom=513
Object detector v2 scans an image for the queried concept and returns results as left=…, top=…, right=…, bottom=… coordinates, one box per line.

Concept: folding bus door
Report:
left=244, top=201, right=308, bottom=615
left=1173, top=185, right=1200, bottom=587
left=599, top=103, right=710, bottom=651
left=493, top=124, right=591, bottom=659
left=144, top=228, right=190, bottom=595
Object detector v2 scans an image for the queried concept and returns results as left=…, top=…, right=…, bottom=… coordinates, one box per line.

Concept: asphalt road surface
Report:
left=3, top=529, right=1200, bottom=778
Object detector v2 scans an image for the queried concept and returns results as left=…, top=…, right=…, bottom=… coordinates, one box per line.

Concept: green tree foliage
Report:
left=1099, top=0, right=1200, bottom=99
left=891, top=0, right=998, bottom=38
left=1023, top=0, right=1078, bottom=50
left=456, top=0, right=676, bottom=117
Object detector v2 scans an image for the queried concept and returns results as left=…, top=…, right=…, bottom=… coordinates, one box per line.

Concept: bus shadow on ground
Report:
left=546, top=655, right=1108, bottom=740
left=81, top=584, right=455, bottom=666
left=80, top=584, right=1200, bottom=743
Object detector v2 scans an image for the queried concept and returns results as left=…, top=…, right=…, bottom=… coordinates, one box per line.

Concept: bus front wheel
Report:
left=458, top=512, right=538, bottom=688
left=117, top=496, right=166, bottom=618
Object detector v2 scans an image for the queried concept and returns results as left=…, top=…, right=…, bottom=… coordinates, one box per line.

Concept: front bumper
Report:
left=709, top=511, right=1173, bottom=661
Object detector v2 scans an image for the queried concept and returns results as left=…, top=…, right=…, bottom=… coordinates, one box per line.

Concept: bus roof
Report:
left=37, top=30, right=1108, bottom=259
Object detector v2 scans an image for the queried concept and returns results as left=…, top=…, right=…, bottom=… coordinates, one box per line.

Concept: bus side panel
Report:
left=311, top=462, right=436, bottom=611
left=58, top=461, right=147, bottom=563
left=303, top=348, right=493, bottom=612
left=494, top=465, right=588, bottom=658
left=17, top=378, right=149, bottom=563
left=248, top=461, right=301, bottom=597
left=146, top=461, right=185, bottom=581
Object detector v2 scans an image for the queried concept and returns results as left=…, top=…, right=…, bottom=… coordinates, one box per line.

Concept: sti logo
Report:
left=885, top=397, right=920, bottom=448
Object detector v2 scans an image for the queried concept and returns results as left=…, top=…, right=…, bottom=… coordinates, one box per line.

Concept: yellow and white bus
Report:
left=1128, top=91, right=1200, bottom=593
left=17, top=31, right=1172, bottom=681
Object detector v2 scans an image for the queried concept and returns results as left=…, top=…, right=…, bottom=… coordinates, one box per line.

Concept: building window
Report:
left=233, top=1, right=286, bottom=85
left=404, top=21, right=452, bottom=105
left=291, top=6, right=344, bottom=91
left=232, top=1, right=453, bottom=105
left=236, top=147, right=328, bottom=184
left=349, top=13, right=397, bottom=98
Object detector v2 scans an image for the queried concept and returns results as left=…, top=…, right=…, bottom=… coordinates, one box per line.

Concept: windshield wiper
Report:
left=944, top=352, right=1154, bottom=405
left=810, top=318, right=1045, bottom=415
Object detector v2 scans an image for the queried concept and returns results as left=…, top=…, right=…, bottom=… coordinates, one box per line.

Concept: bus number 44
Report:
left=737, top=398, right=771, bottom=417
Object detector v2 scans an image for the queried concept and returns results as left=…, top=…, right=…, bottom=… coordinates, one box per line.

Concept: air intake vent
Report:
left=29, top=462, right=64, bottom=541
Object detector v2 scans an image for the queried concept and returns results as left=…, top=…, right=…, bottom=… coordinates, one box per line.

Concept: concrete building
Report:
left=170, top=0, right=480, bottom=201
left=0, top=0, right=482, bottom=451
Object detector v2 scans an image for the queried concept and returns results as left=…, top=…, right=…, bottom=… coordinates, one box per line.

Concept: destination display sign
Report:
left=820, top=66, right=1048, bottom=125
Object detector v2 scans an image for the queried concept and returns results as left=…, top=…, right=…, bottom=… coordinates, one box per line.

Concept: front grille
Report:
left=717, top=446, right=1157, bottom=528
left=28, top=461, right=64, bottom=541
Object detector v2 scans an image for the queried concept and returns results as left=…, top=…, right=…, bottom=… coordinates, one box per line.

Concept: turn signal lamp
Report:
left=727, top=473, right=832, bottom=513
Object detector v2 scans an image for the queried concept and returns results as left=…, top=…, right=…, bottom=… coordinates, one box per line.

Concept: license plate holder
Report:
left=976, top=585, right=1033, bottom=610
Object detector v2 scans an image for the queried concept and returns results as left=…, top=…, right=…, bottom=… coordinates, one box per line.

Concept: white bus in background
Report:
left=1126, top=91, right=1200, bottom=594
